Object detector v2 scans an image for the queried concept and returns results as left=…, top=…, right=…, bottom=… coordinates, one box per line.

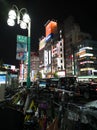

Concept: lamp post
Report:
left=7, top=5, right=31, bottom=88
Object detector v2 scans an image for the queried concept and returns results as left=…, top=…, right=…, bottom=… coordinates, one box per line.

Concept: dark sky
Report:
left=0, top=0, right=97, bottom=67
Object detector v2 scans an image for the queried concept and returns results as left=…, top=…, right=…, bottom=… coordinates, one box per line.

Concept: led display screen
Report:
left=0, top=75, right=6, bottom=84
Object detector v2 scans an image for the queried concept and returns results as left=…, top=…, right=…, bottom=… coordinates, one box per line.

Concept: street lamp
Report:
left=7, top=5, right=31, bottom=88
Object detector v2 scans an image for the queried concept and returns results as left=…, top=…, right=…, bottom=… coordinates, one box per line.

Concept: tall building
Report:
left=63, top=16, right=91, bottom=76
left=19, top=52, right=39, bottom=81
left=39, top=37, right=47, bottom=78
left=76, top=40, right=97, bottom=81
left=30, top=52, right=39, bottom=81
left=38, top=16, right=97, bottom=81
left=39, top=20, right=65, bottom=78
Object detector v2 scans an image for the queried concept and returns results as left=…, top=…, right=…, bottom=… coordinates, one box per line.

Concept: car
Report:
left=55, top=78, right=97, bottom=101
left=57, top=76, right=77, bottom=90
left=49, top=78, right=59, bottom=91
left=38, top=78, right=50, bottom=89
left=62, top=100, right=97, bottom=130
left=76, top=82, right=97, bottom=99
left=54, top=77, right=78, bottom=102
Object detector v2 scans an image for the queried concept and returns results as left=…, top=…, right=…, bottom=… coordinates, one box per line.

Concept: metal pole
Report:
left=27, top=21, right=31, bottom=88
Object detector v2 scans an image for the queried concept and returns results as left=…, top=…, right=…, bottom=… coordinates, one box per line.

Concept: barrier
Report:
left=46, top=117, right=59, bottom=130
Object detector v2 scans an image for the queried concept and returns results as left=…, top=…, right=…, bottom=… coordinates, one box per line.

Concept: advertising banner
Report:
left=16, top=52, right=27, bottom=61
left=16, top=42, right=27, bottom=52
left=16, top=35, right=27, bottom=61
left=45, top=21, right=57, bottom=37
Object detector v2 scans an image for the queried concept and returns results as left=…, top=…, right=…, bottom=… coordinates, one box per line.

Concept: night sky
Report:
left=0, top=0, right=97, bottom=67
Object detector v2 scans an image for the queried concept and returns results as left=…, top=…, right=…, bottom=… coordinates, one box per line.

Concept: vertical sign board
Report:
left=16, top=35, right=27, bottom=61
left=45, top=21, right=57, bottom=37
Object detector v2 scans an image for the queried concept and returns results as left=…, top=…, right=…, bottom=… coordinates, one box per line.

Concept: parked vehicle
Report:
left=54, top=76, right=97, bottom=101
left=49, top=78, right=59, bottom=91
left=57, top=76, right=77, bottom=90
left=54, top=77, right=77, bottom=102
left=62, top=100, right=97, bottom=130
left=76, top=82, right=97, bottom=99
left=38, top=78, right=50, bottom=89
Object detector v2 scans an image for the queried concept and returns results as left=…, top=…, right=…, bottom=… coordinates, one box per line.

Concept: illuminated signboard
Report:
left=16, top=52, right=27, bottom=61
left=44, top=50, right=48, bottom=66
left=0, top=74, right=6, bottom=84
left=16, top=35, right=27, bottom=61
left=17, top=35, right=27, bottom=52
left=57, top=71, right=65, bottom=77
left=39, top=38, right=46, bottom=50
left=45, top=21, right=57, bottom=37
left=19, top=64, right=24, bottom=80
left=3, top=64, right=16, bottom=70
left=45, top=34, right=53, bottom=42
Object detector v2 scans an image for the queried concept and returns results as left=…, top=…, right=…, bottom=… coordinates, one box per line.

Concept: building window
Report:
left=61, top=60, right=63, bottom=63
left=60, top=48, right=62, bottom=51
left=60, top=42, right=62, bottom=46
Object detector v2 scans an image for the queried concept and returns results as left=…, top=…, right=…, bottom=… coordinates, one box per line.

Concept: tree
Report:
left=53, top=71, right=58, bottom=78
left=37, top=71, right=42, bottom=79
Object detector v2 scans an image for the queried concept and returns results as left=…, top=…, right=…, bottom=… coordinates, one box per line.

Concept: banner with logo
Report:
left=16, top=35, right=27, bottom=61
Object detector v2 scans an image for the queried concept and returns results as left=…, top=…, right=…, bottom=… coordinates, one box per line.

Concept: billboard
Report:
left=16, top=35, right=27, bottom=61
left=39, top=38, right=46, bottom=50
left=45, top=21, right=57, bottom=37
left=16, top=52, right=27, bottom=61
left=16, top=42, right=27, bottom=52
left=3, top=64, right=16, bottom=70
left=45, top=33, right=53, bottom=42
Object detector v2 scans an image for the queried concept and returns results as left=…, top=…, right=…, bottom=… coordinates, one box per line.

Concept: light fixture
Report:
left=23, top=13, right=30, bottom=23
left=8, top=9, right=16, bottom=20
left=20, top=21, right=27, bottom=29
left=7, top=18, right=15, bottom=26
left=7, top=5, right=31, bottom=88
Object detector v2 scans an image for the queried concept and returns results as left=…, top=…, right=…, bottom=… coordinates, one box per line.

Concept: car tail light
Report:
left=96, top=88, right=97, bottom=91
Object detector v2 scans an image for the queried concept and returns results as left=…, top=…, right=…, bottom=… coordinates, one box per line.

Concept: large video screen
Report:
left=0, top=75, right=6, bottom=84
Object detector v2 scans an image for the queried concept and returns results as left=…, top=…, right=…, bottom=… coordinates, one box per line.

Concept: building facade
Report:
left=63, top=16, right=91, bottom=77
left=76, top=40, right=97, bottom=81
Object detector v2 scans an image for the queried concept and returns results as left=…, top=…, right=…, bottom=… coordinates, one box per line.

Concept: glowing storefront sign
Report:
left=76, top=50, right=86, bottom=56
left=79, top=47, right=93, bottom=51
left=44, top=50, right=48, bottom=66
left=80, top=53, right=93, bottom=58
left=80, top=61, right=94, bottom=64
left=80, top=68, right=94, bottom=71
left=57, top=71, right=65, bottom=77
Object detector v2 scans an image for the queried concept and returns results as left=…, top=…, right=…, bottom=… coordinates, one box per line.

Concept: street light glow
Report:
left=23, top=13, right=30, bottom=23
left=8, top=9, right=16, bottom=20
left=20, top=21, right=27, bottom=29
left=7, top=18, right=15, bottom=26
left=7, top=5, right=31, bottom=88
